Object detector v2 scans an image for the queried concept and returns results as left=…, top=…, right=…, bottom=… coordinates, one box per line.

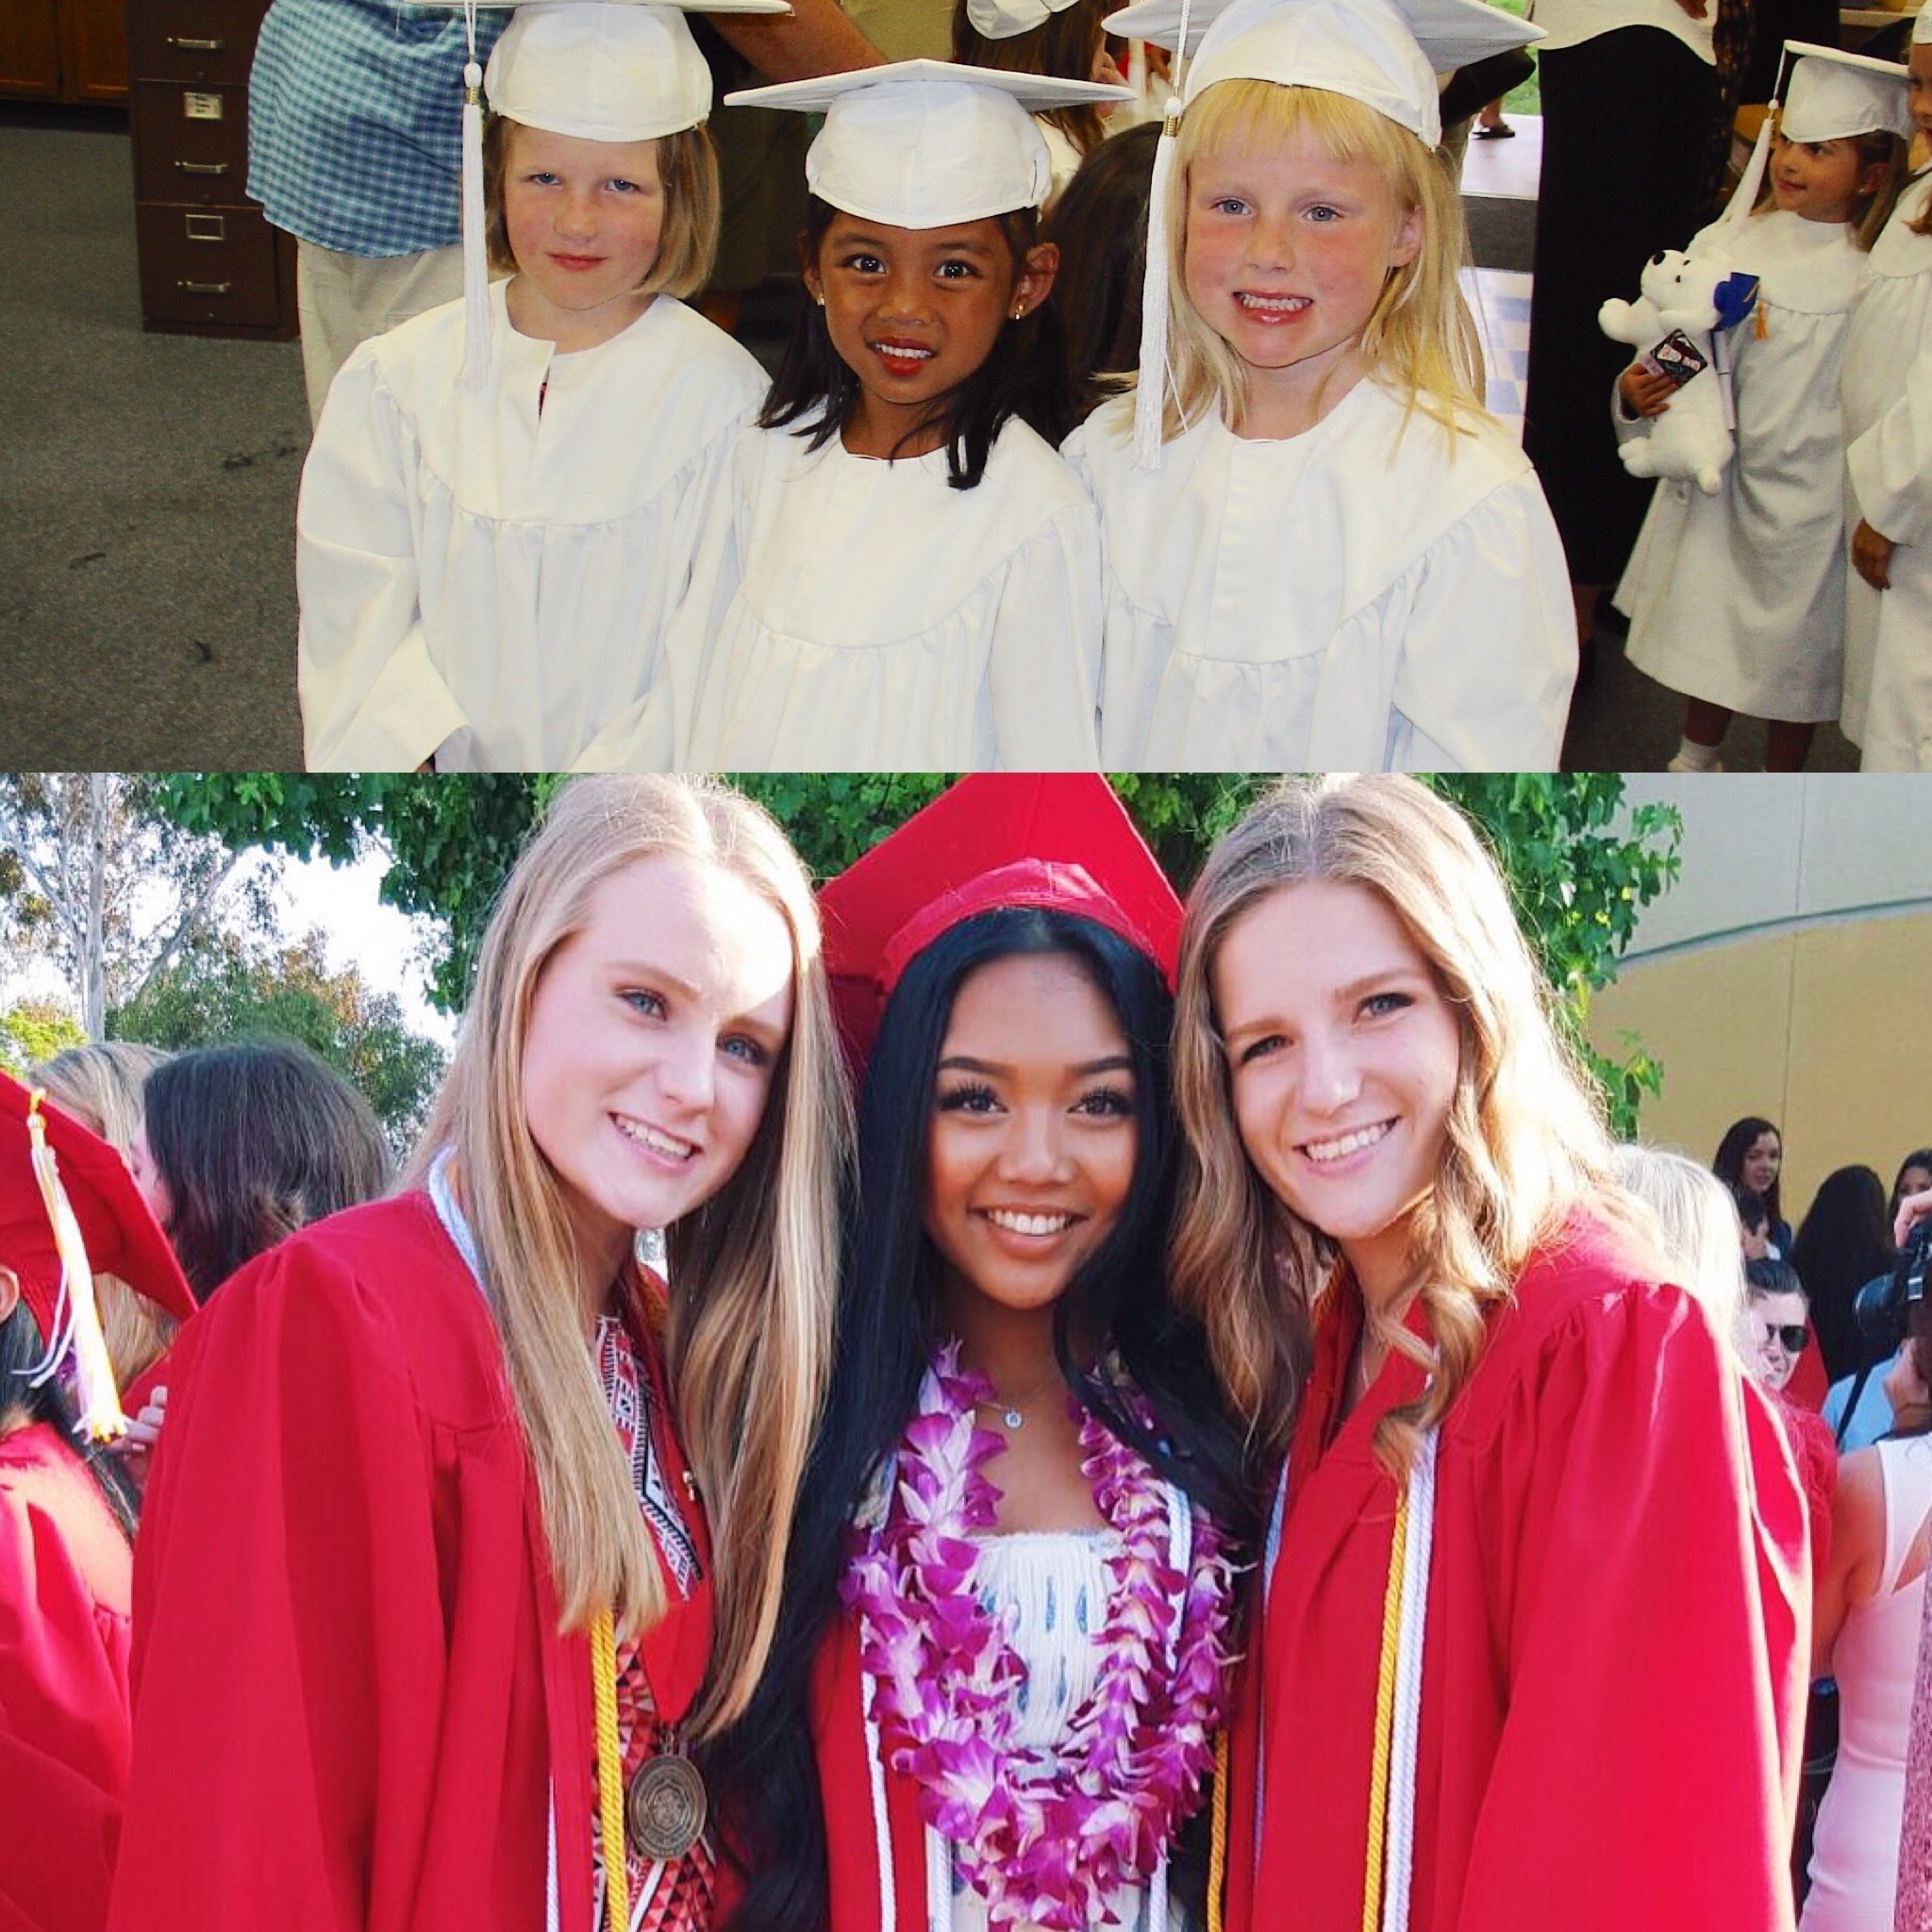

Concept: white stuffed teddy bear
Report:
left=1600, top=246, right=1757, bottom=496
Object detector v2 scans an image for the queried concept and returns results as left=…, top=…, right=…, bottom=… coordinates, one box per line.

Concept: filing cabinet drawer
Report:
left=136, top=200, right=284, bottom=327
left=128, top=0, right=258, bottom=84
left=131, top=77, right=251, bottom=189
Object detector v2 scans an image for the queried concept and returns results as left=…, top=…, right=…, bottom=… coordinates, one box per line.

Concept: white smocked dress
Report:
left=1842, top=171, right=1932, bottom=769
left=1618, top=209, right=1865, bottom=723
left=666, top=416, right=1104, bottom=771
left=297, top=281, right=766, bottom=772
left=1063, top=384, right=1577, bottom=770
left=1801, top=1435, right=1932, bottom=1932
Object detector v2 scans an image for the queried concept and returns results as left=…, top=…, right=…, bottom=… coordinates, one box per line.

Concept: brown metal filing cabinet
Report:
left=127, top=0, right=297, bottom=338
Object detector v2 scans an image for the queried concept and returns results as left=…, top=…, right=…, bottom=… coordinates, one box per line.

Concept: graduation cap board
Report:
left=817, top=774, right=1182, bottom=1076
left=1722, top=41, right=1914, bottom=234
left=1101, top=0, right=1541, bottom=464
left=966, top=0, right=1086, bottom=41
left=725, top=61, right=1133, bottom=228
left=439, top=0, right=791, bottom=384
left=0, top=1073, right=196, bottom=1441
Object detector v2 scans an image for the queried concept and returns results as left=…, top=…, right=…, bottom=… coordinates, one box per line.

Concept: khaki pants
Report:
left=296, top=239, right=466, bottom=425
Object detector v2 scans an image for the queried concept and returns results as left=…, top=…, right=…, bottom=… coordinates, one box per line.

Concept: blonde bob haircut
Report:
left=34, top=1040, right=176, bottom=1387
left=1610, top=1143, right=1747, bottom=1362
left=1150, top=79, right=1487, bottom=442
left=408, top=775, right=850, bottom=1737
left=1170, top=774, right=1624, bottom=1477
left=482, top=112, right=723, bottom=301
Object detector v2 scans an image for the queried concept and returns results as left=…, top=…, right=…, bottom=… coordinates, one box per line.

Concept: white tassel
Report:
left=1132, top=102, right=1183, bottom=470
left=460, top=0, right=491, bottom=389
left=24, top=1096, right=125, bottom=1442
left=1724, top=108, right=1775, bottom=233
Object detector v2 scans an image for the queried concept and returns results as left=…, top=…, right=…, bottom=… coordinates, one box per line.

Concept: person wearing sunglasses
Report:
left=1749, top=1257, right=1814, bottom=1396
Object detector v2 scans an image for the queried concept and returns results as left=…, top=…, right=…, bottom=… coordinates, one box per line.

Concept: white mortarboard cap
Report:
left=1779, top=42, right=1913, bottom=142
left=443, top=0, right=788, bottom=386
left=1723, top=40, right=1911, bottom=231
left=1916, top=4, right=1931, bottom=43
left=725, top=60, right=1133, bottom=228
left=1106, top=0, right=1538, bottom=467
left=966, top=0, right=1084, bottom=41
left=1105, top=0, right=1539, bottom=143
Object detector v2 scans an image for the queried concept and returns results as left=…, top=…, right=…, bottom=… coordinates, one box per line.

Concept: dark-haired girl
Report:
left=667, top=65, right=1122, bottom=770
left=1716, top=1115, right=1793, bottom=1254
left=707, top=775, right=1255, bottom=1932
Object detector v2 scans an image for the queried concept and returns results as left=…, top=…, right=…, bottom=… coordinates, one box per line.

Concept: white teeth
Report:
left=1236, top=292, right=1310, bottom=312
left=615, top=1117, right=696, bottom=1160
left=1304, top=1122, right=1392, bottom=1164
left=874, top=343, right=935, bottom=359
left=986, top=1209, right=1074, bottom=1237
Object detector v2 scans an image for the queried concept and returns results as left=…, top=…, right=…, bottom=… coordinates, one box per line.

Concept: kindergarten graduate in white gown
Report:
left=666, top=63, right=1125, bottom=771
left=1617, top=44, right=1911, bottom=773
left=296, top=0, right=772, bottom=772
left=1842, top=11, right=1932, bottom=771
left=1063, top=0, right=1576, bottom=771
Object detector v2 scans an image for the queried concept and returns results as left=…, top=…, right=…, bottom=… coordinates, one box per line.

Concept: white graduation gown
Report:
left=297, top=281, right=766, bottom=772
left=1843, top=171, right=1932, bottom=770
left=668, top=416, right=1104, bottom=771
left=1063, top=384, right=1577, bottom=770
left=1617, top=210, right=1862, bottom=724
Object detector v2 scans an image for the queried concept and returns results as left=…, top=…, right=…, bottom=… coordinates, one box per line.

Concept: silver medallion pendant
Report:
left=626, top=1744, right=708, bottom=1862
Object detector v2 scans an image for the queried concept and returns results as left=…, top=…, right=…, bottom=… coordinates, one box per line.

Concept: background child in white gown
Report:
left=666, top=63, right=1126, bottom=771
left=1617, top=45, right=1911, bottom=774
left=1842, top=18, right=1932, bottom=772
left=1064, top=0, right=1577, bottom=772
left=296, top=0, right=769, bottom=772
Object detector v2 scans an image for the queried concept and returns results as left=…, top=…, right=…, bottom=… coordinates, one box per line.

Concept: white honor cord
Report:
left=547, top=1786, right=561, bottom=1932
left=924, top=1822, right=952, bottom=1932
left=1254, top=1461, right=1290, bottom=1877
left=862, top=1667, right=900, bottom=1932
left=1144, top=1476, right=1191, bottom=1932
left=1380, top=1428, right=1438, bottom=1932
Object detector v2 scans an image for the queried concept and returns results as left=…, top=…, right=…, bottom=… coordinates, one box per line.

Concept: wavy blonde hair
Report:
left=1145, top=80, right=1487, bottom=445
left=408, top=775, right=850, bottom=1736
left=1170, top=775, right=1620, bottom=1475
left=1611, top=1144, right=1746, bottom=1360
left=34, top=1041, right=175, bottom=1386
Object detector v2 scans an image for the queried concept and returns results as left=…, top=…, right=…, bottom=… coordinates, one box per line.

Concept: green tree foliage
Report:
left=111, top=929, right=447, bottom=1150
left=152, top=774, right=1679, bottom=1133
left=0, top=997, right=88, bottom=1073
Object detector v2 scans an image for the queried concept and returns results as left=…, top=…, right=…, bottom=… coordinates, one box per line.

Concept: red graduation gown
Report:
left=0, top=1424, right=133, bottom=1932
left=104, top=1191, right=716, bottom=1932
left=1224, top=1214, right=1809, bottom=1932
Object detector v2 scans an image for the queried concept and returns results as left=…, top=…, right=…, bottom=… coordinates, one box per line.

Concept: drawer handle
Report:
left=177, top=279, right=232, bottom=295
left=167, top=35, right=225, bottom=48
left=175, top=159, right=229, bottom=175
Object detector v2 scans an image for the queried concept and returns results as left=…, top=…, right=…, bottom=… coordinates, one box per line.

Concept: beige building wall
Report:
left=1585, top=775, right=1932, bottom=1225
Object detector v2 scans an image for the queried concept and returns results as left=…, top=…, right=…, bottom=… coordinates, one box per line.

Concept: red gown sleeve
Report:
left=0, top=1461, right=131, bottom=1932
left=104, top=1239, right=453, bottom=1932
left=1452, top=1283, right=1807, bottom=1932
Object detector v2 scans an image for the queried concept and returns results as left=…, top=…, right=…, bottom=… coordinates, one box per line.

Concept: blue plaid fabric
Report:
left=247, top=2, right=507, bottom=257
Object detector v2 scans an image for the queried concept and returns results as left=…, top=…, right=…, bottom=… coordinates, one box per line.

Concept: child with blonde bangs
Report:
left=108, top=774, right=851, bottom=1932
left=298, top=0, right=771, bottom=773
left=1064, top=0, right=1575, bottom=772
left=1164, top=773, right=1807, bottom=1932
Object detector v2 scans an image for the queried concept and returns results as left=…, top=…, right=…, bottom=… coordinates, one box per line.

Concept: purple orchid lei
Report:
left=841, top=1341, right=1237, bottom=1930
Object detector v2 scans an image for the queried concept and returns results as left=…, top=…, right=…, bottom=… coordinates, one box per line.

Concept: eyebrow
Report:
left=1221, top=967, right=1431, bottom=1038
left=938, top=1054, right=1135, bottom=1076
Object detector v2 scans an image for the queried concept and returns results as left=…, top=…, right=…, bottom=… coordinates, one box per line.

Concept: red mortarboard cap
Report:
left=0, top=1071, right=196, bottom=1339
left=818, top=775, right=1181, bottom=1073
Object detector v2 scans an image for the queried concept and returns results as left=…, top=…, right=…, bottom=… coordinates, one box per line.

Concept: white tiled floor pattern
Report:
left=1462, top=266, right=1533, bottom=442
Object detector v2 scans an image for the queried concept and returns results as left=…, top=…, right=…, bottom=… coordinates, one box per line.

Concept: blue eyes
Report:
left=620, top=989, right=769, bottom=1069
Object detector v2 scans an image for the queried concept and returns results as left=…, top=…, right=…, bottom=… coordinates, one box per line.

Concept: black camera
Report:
left=1854, top=1215, right=1932, bottom=1350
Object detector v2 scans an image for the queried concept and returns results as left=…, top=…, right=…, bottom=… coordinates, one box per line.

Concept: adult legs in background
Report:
left=294, top=240, right=465, bottom=425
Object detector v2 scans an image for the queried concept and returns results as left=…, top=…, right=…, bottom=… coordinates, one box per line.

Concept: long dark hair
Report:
left=143, top=1040, right=392, bottom=1302
left=706, top=907, right=1257, bottom=1932
left=0, top=1299, right=141, bottom=1538
left=1047, top=118, right=1160, bottom=416
left=759, top=196, right=1081, bottom=488
left=1713, top=1116, right=1783, bottom=1233
left=950, top=0, right=1111, bottom=157
left=1891, top=1148, right=1932, bottom=1221
left=1792, top=1165, right=1893, bottom=1382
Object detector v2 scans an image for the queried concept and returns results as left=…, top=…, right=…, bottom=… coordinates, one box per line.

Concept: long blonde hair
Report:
left=408, top=776, right=850, bottom=1736
left=1610, top=1144, right=1747, bottom=1359
left=1151, top=80, right=1487, bottom=443
left=1170, top=775, right=1619, bottom=1474
left=34, top=1041, right=175, bottom=1385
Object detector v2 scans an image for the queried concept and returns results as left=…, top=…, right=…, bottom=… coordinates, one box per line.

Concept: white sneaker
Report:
left=1666, top=751, right=1724, bottom=773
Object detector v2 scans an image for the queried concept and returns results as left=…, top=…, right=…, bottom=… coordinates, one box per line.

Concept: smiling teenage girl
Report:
left=298, top=0, right=776, bottom=772
left=664, top=65, right=1124, bottom=770
left=1064, top=0, right=1576, bottom=770
left=107, top=776, right=848, bottom=1932
left=1169, top=774, right=1807, bottom=1932
left=710, top=774, right=1252, bottom=1932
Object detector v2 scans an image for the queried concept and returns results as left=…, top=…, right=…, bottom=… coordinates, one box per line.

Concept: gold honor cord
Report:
left=1362, top=1482, right=1412, bottom=1932
left=1207, top=1729, right=1231, bottom=1932
left=592, top=1608, right=630, bottom=1932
